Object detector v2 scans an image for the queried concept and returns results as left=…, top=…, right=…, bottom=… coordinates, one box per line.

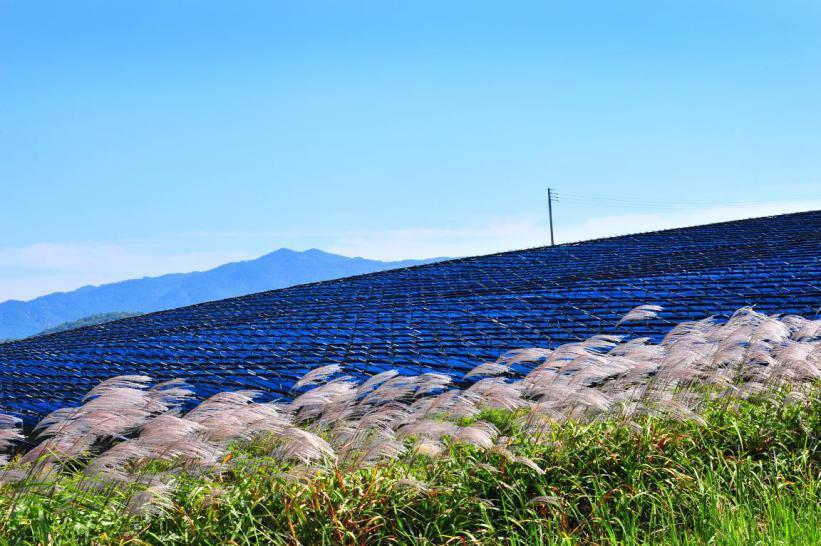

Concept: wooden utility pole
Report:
left=548, top=187, right=556, bottom=246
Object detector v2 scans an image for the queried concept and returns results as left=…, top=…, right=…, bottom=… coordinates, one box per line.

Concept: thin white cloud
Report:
left=327, top=218, right=547, bottom=260
left=0, top=242, right=253, bottom=301
left=328, top=201, right=821, bottom=260
left=1, top=200, right=818, bottom=302
left=560, top=201, right=821, bottom=244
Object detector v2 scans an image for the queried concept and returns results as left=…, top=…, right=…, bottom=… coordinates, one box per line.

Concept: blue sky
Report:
left=1, top=1, right=820, bottom=301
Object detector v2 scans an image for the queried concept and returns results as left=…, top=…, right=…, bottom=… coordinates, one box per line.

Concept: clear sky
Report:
left=1, top=1, right=820, bottom=302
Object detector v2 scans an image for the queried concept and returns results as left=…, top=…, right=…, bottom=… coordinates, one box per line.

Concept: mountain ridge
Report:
left=0, top=249, right=444, bottom=339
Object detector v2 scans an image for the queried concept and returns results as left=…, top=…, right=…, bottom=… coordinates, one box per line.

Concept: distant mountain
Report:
left=36, top=312, right=145, bottom=336
left=0, top=249, right=444, bottom=339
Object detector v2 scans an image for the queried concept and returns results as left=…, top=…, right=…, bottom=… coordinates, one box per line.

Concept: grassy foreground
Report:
left=1, top=307, right=819, bottom=544
left=1, top=389, right=817, bottom=545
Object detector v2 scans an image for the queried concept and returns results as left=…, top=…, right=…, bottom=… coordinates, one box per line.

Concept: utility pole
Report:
left=548, top=187, right=556, bottom=246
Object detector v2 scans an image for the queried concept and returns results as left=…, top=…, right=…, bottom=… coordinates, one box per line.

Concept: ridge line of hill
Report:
left=0, top=249, right=445, bottom=340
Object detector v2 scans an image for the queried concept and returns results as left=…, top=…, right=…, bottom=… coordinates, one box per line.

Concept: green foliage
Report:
left=36, top=312, right=145, bottom=337
left=1, top=390, right=817, bottom=545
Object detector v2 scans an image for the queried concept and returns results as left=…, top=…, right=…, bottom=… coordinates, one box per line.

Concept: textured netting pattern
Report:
left=0, top=211, right=819, bottom=422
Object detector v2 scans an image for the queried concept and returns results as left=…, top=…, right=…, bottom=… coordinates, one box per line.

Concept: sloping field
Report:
left=0, top=211, right=818, bottom=420
left=1, top=305, right=818, bottom=544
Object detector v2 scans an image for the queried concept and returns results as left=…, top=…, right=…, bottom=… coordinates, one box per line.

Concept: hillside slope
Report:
left=0, top=211, right=817, bottom=421
left=0, top=249, right=442, bottom=339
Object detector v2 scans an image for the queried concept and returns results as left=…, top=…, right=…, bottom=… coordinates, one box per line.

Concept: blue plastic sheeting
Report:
left=0, top=211, right=819, bottom=422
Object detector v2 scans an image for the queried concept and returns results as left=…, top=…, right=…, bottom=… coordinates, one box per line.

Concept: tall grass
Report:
left=0, top=305, right=818, bottom=544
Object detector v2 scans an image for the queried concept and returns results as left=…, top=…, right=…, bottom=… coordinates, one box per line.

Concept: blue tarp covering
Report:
left=1, top=211, right=818, bottom=422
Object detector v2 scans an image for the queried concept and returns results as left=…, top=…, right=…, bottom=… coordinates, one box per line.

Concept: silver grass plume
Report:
left=617, top=304, right=663, bottom=325
left=465, top=361, right=510, bottom=379
left=23, top=375, right=192, bottom=465
left=271, top=427, right=335, bottom=463
left=0, top=414, right=22, bottom=467
left=185, top=391, right=288, bottom=442
left=125, top=477, right=175, bottom=517
left=293, top=364, right=343, bottom=389
left=84, top=414, right=219, bottom=486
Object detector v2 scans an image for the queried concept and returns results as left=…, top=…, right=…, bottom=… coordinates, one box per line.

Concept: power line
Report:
left=554, top=192, right=819, bottom=211
left=557, top=198, right=701, bottom=211
left=559, top=191, right=725, bottom=206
